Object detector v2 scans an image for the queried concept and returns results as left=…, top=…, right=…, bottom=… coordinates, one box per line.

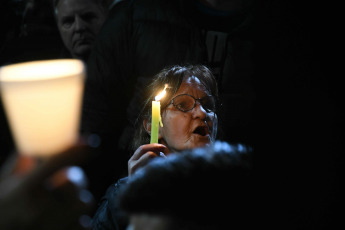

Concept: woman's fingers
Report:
left=129, top=151, right=158, bottom=176
left=130, top=144, right=166, bottom=161
left=128, top=144, right=167, bottom=176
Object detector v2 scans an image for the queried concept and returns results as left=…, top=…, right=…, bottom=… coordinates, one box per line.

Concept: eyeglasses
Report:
left=167, top=94, right=216, bottom=113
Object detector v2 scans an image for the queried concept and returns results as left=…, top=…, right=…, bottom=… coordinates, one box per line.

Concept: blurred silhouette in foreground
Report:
left=118, top=140, right=254, bottom=230
left=0, top=139, right=96, bottom=230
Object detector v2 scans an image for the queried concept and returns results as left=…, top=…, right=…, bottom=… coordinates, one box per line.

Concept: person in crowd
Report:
left=91, top=64, right=219, bottom=229
left=0, top=0, right=66, bottom=169
left=53, top=0, right=109, bottom=61
left=0, top=140, right=96, bottom=230
left=53, top=0, right=110, bottom=201
left=0, top=0, right=111, bottom=202
left=80, top=0, right=255, bottom=197
left=118, top=140, right=254, bottom=230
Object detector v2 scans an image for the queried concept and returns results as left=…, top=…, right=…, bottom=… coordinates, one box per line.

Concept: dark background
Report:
left=1, top=0, right=343, bottom=228
left=254, top=1, right=343, bottom=228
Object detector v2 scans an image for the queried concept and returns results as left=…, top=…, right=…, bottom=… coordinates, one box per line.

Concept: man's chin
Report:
left=72, top=46, right=91, bottom=60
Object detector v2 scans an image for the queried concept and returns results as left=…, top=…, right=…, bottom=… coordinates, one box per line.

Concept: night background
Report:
left=0, top=0, right=343, bottom=228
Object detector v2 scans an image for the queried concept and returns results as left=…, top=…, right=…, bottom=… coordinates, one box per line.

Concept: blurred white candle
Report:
left=0, top=59, right=85, bottom=157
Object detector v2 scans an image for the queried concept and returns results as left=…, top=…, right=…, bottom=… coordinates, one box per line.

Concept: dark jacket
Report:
left=82, top=0, right=254, bottom=142
left=83, top=0, right=206, bottom=136
left=92, top=177, right=129, bottom=230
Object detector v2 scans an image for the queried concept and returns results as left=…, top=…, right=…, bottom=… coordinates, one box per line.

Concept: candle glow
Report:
left=0, top=59, right=85, bottom=157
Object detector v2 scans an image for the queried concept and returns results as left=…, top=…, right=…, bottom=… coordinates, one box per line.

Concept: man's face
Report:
left=56, top=0, right=106, bottom=60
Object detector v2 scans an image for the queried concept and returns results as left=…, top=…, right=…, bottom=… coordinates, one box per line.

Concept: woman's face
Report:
left=159, top=76, right=217, bottom=153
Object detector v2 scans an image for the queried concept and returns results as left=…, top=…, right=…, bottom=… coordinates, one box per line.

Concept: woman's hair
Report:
left=130, top=64, right=219, bottom=151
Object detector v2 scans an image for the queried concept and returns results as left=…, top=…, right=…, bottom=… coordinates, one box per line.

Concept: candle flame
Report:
left=155, top=84, right=168, bottom=101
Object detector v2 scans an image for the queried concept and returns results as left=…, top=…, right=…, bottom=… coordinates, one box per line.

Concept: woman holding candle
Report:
left=92, top=64, right=219, bottom=230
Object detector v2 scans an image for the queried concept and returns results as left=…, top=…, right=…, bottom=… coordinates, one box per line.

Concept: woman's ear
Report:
left=144, top=119, right=164, bottom=140
left=143, top=119, right=151, bottom=135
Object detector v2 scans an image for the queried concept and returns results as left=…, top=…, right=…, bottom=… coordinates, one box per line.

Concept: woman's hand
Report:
left=128, top=144, right=167, bottom=177
left=0, top=141, right=95, bottom=230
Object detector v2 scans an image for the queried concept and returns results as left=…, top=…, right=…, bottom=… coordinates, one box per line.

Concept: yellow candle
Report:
left=150, top=84, right=167, bottom=143
left=150, top=100, right=160, bottom=143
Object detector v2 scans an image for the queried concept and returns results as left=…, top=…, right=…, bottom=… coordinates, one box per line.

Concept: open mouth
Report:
left=193, top=125, right=209, bottom=136
left=75, top=39, right=91, bottom=46
left=74, top=37, right=93, bottom=46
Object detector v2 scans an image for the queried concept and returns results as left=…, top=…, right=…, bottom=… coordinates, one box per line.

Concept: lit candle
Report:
left=150, top=84, right=167, bottom=143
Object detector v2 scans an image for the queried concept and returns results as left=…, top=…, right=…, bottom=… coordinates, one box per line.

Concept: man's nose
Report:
left=75, top=16, right=86, bottom=32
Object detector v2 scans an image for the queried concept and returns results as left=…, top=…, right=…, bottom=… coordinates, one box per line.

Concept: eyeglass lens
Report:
left=172, top=94, right=215, bottom=112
